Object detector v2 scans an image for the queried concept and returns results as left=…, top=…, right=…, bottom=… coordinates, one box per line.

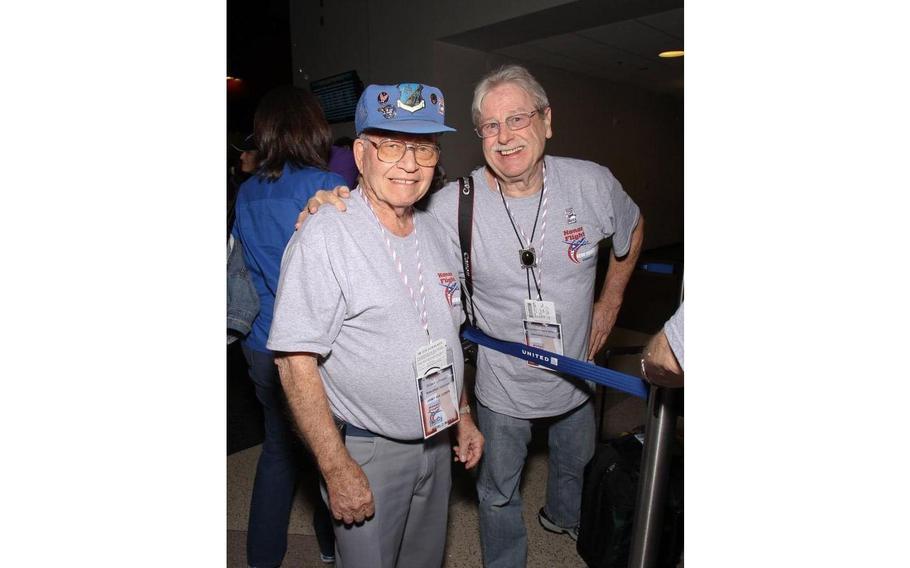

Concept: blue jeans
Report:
left=242, top=345, right=335, bottom=567
left=475, top=399, right=595, bottom=568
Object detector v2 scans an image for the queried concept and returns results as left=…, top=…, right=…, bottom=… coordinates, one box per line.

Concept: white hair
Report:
left=471, top=64, right=550, bottom=125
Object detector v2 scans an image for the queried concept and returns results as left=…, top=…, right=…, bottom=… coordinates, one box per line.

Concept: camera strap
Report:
left=457, top=176, right=476, bottom=327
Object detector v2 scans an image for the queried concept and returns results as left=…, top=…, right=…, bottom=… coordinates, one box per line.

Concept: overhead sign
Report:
left=310, top=70, right=364, bottom=124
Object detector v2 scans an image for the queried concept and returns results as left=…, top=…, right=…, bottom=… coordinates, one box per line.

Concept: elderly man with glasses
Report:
left=304, top=65, right=644, bottom=567
left=444, top=64, right=644, bottom=568
left=268, top=83, right=483, bottom=568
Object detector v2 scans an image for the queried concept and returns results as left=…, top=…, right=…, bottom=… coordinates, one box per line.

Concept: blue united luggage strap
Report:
left=461, top=326, right=649, bottom=400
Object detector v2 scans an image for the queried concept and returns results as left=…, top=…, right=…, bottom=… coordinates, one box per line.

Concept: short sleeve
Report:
left=663, top=302, right=684, bottom=370
left=267, top=216, right=347, bottom=355
left=601, top=170, right=640, bottom=257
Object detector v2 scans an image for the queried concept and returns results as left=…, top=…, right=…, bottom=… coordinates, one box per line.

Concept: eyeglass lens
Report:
left=477, top=111, right=537, bottom=138
left=376, top=140, right=439, bottom=166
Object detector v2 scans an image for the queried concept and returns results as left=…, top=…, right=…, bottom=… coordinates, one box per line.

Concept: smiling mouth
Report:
left=498, top=146, right=524, bottom=156
left=389, top=178, right=419, bottom=185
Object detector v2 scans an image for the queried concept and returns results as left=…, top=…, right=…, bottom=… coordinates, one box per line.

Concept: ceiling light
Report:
left=659, top=50, right=684, bottom=58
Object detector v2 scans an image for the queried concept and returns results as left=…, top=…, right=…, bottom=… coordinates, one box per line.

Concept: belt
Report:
left=345, top=423, right=379, bottom=438
left=337, top=419, right=426, bottom=444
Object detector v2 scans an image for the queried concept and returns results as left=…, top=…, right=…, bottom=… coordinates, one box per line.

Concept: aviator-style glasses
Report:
left=362, top=137, right=441, bottom=167
left=474, top=110, right=542, bottom=138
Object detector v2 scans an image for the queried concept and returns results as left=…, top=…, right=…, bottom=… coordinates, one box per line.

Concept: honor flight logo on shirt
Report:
left=563, top=227, right=590, bottom=264
left=437, top=272, right=460, bottom=307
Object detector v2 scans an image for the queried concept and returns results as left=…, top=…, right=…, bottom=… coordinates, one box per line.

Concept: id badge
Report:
left=523, top=300, right=563, bottom=369
left=415, top=339, right=460, bottom=439
left=524, top=299, right=557, bottom=324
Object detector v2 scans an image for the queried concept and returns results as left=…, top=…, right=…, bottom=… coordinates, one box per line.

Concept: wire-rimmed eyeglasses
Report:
left=474, top=110, right=542, bottom=139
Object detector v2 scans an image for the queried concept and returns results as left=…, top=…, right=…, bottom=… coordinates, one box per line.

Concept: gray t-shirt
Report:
left=663, top=302, right=684, bottom=370
left=424, top=155, right=640, bottom=419
left=267, top=189, right=465, bottom=440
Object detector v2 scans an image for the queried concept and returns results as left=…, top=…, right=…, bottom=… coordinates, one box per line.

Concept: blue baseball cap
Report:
left=355, top=83, right=456, bottom=135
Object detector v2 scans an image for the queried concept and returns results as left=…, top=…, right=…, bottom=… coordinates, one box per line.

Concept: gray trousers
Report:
left=324, top=431, right=452, bottom=568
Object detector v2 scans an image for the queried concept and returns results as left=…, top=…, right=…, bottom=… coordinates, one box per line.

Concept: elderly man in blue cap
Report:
left=267, top=83, right=484, bottom=568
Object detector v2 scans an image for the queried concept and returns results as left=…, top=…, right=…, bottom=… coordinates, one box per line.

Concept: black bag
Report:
left=577, top=433, right=683, bottom=568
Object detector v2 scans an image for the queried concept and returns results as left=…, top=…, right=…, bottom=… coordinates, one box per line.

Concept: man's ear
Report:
left=353, top=138, right=367, bottom=172
left=543, top=106, right=553, bottom=140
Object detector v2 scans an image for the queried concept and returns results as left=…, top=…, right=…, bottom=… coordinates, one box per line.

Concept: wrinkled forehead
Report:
left=479, top=82, right=535, bottom=115
left=361, top=129, right=438, bottom=145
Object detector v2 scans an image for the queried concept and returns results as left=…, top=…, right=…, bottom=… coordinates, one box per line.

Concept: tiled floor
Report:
left=227, top=328, right=660, bottom=567
left=227, top=434, right=593, bottom=567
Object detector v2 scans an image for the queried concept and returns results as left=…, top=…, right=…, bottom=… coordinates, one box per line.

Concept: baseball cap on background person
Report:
left=232, top=133, right=259, bottom=176
left=231, top=133, right=257, bottom=152
left=355, top=83, right=456, bottom=135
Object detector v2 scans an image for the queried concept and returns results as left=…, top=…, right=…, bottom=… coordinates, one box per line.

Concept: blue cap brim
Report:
left=360, top=120, right=456, bottom=135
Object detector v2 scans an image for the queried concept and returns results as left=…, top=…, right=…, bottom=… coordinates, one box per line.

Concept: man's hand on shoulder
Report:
left=323, top=456, right=374, bottom=525
left=295, top=185, right=353, bottom=230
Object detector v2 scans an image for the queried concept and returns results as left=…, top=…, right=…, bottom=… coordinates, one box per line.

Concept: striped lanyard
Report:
left=497, top=163, right=548, bottom=300
left=359, top=187, right=430, bottom=341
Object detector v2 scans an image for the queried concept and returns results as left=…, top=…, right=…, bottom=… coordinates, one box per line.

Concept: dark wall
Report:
left=227, top=0, right=292, bottom=137
left=286, top=1, right=683, bottom=249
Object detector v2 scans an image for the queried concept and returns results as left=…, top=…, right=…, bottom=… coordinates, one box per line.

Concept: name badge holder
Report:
left=523, top=299, right=564, bottom=370
left=414, top=339, right=460, bottom=439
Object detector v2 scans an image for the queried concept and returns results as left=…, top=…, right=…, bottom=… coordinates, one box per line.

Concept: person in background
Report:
left=231, top=86, right=344, bottom=567
left=235, top=133, right=260, bottom=175
left=641, top=301, right=684, bottom=388
left=328, top=142, right=358, bottom=189
left=229, top=134, right=259, bottom=242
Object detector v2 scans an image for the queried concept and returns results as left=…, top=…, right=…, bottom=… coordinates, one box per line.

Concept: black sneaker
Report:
left=537, top=507, right=579, bottom=541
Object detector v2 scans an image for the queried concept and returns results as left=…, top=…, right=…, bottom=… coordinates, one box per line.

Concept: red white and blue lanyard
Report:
left=359, top=187, right=430, bottom=342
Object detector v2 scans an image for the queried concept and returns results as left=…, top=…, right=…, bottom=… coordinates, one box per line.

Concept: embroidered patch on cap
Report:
left=397, top=83, right=425, bottom=113
left=377, top=104, right=396, bottom=119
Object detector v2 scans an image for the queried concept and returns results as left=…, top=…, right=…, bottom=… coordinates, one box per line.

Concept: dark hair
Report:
left=253, top=86, right=333, bottom=181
